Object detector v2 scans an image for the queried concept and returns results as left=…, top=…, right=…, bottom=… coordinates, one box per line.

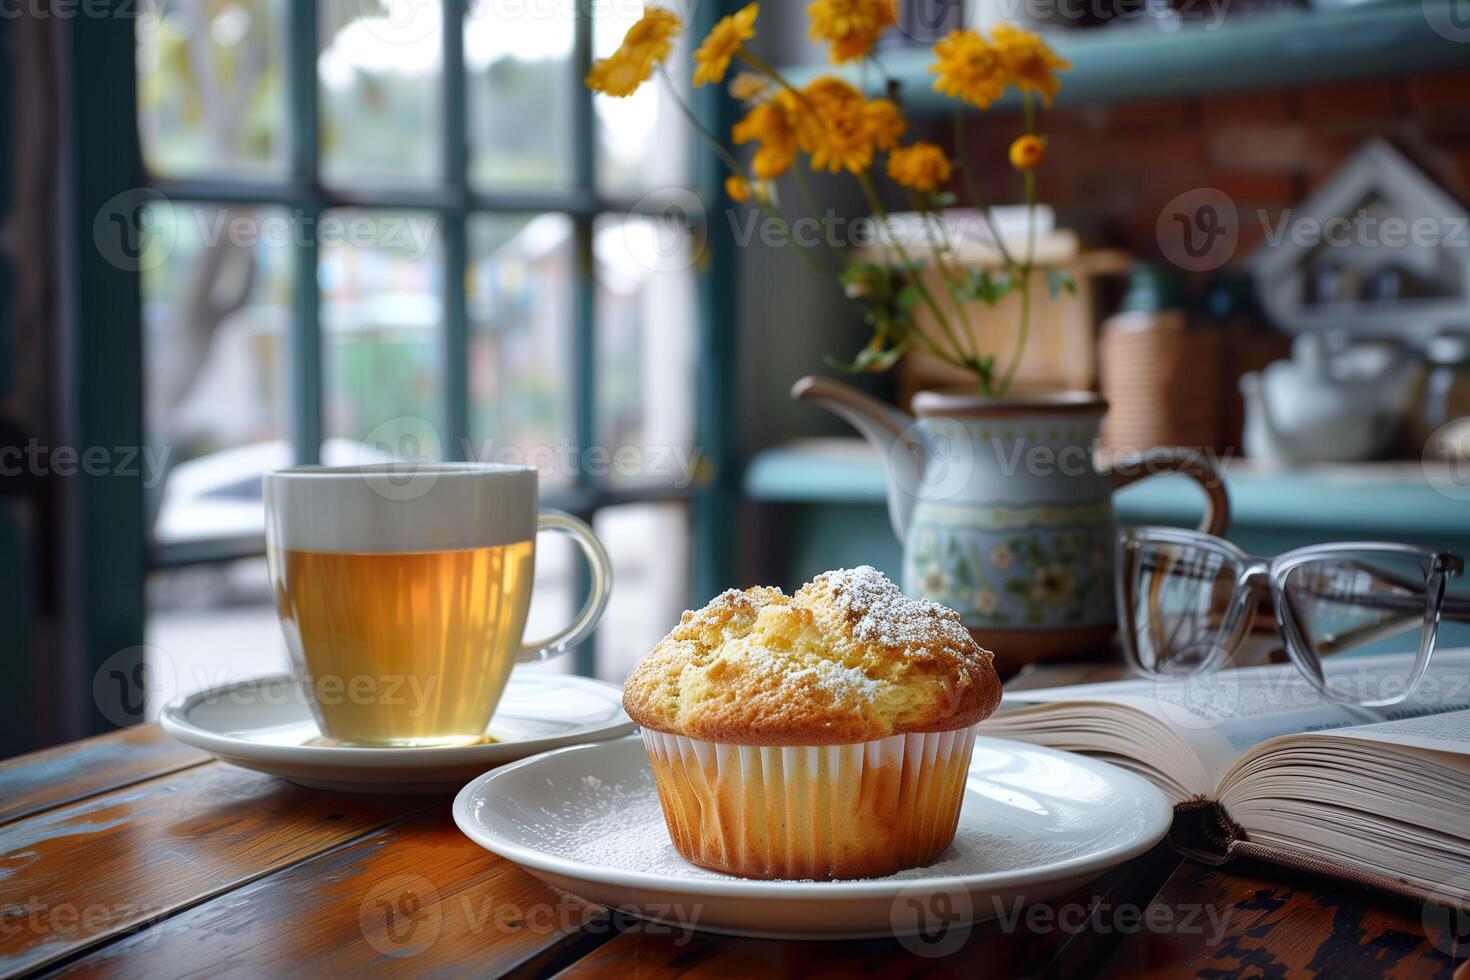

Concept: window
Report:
left=136, top=0, right=732, bottom=708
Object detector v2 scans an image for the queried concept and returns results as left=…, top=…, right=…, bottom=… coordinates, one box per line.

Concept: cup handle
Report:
left=518, top=510, right=614, bottom=664
left=1103, top=448, right=1231, bottom=537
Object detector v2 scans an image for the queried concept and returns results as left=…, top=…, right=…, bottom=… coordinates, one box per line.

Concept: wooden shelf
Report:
left=783, top=4, right=1470, bottom=112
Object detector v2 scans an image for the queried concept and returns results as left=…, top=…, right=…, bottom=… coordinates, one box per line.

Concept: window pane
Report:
left=143, top=204, right=292, bottom=547
left=516, top=529, right=575, bottom=678
left=138, top=0, right=286, bottom=178
left=594, top=504, right=690, bottom=682
left=594, top=8, right=691, bottom=196
left=146, top=558, right=287, bottom=718
left=466, top=3, right=574, bottom=191
left=594, top=214, right=697, bottom=488
left=467, top=214, right=575, bottom=489
left=320, top=209, right=445, bottom=457
left=319, top=1, right=442, bottom=186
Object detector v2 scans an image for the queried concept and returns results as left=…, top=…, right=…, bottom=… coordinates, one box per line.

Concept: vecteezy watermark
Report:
left=894, top=0, right=1230, bottom=37
left=0, top=898, right=167, bottom=942
left=360, top=874, right=445, bottom=958
left=93, top=189, right=440, bottom=272
left=1258, top=210, right=1470, bottom=251
left=842, top=416, right=1233, bottom=509
left=1424, top=0, right=1470, bottom=44
left=0, top=440, right=172, bottom=488
left=1142, top=657, right=1245, bottom=732
left=625, top=188, right=709, bottom=274
left=1158, top=186, right=1470, bottom=272
left=1137, top=659, right=1470, bottom=733
left=726, top=208, right=993, bottom=255
left=353, top=0, right=665, bottom=44
left=891, top=882, right=974, bottom=957
left=91, top=650, right=452, bottom=727
left=1157, top=188, right=1240, bottom=273
left=991, top=897, right=1231, bottom=945
left=92, top=645, right=175, bottom=727
left=349, top=416, right=706, bottom=502
left=888, top=887, right=1232, bottom=958
left=464, top=437, right=704, bottom=486
left=0, top=0, right=164, bottom=34
left=358, top=880, right=702, bottom=957
left=632, top=189, right=1013, bottom=270
left=1423, top=421, right=1470, bottom=502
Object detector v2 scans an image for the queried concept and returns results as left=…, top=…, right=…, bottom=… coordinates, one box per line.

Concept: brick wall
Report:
left=946, top=68, right=1470, bottom=265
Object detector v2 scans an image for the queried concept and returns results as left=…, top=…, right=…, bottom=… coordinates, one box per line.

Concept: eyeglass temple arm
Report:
left=1443, top=593, right=1470, bottom=622
left=1263, top=557, right=1470, bottom=620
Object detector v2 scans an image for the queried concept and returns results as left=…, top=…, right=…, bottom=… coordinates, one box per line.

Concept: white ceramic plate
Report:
left=453, top=734, right=1173, bottom=940
left=160, top=673, right=634, bottom=794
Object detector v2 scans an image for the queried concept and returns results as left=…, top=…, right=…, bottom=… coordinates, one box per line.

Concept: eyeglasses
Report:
left=1116, top=527, right=1470, bottom=706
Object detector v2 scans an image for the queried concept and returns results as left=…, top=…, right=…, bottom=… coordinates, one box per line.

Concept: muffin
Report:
left=623, top=566, right=1001, bottom=880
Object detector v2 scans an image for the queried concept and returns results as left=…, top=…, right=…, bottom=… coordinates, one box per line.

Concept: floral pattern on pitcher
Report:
left=905, top=522, right=1114, bottom=629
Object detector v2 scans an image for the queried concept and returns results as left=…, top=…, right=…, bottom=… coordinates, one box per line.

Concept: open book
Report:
left=978, top=649, right=1470, bottom=909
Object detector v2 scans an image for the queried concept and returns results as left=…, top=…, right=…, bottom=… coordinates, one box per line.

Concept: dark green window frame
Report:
left=142, top=0, right=741, bottom=675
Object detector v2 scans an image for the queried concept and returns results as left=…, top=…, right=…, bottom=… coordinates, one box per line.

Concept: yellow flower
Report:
left=930, top=29, right=1006, bottom=109
left=585, top=6, right=684, bottom=97
left=1030, top=564, right=1074, bottom=606
left=991, top=23, right=1069, bottom=106
left=887, top=142, right=952, bottom=193
left=862, top=99, right=905, bottom=151
left=797, top=77, right=875, bottom=173
left=1009, top=134, right=1045, bottom=171
left=807, top=0, right=897, bottom=64
left=728, top=71, right=769, bottom=102
left=693, top=3, right=758, bottom=88
left=584, top=54, right=645, bottom=99
left=733, top=94, right=799, bottom=180
left=726, top=175, right=753, bottom=202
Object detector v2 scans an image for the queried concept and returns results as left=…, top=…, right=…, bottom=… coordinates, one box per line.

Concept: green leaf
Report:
left=963, top=268, right=1017, bottom=306
left=825, top=339, right=913, bottom=375
left=1047, top=269, right=1077, bottom=300
left=840, top=263, right=893, bottom=302
left=895, top=283, right=922, bottom=312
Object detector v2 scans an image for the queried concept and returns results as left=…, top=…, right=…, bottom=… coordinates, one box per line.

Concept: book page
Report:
left=1323, top=707, right=1470, bottom=756
left=998, top=649, right=1470, bottom=789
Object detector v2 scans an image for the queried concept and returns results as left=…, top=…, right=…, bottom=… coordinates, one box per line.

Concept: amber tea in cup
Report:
left=264, top=464, right=611, bottom=746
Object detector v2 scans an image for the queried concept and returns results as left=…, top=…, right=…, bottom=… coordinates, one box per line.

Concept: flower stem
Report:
left=997, top=148, right=1039, bottom=396
left=953, top=108, right=1019, bottom=271
left=736, top=51, right=813, bottom=109
left=657, top=66, right=835, bottom=278
left=792, top=159, right=847, bottom=268
left=855, top=172, right=971, bottom=372
left=914, top=196, right=980, bottom=362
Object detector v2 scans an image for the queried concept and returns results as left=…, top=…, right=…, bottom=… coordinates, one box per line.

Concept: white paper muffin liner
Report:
left=641, top=725, right=978, bottom=880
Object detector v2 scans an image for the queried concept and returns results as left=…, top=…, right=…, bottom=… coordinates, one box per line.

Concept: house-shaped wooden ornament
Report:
left=1250, top=139, right=1470, bottom=341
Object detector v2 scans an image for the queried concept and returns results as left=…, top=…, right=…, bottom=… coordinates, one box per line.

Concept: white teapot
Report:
left=1239, top=334, right=1413, bottom=464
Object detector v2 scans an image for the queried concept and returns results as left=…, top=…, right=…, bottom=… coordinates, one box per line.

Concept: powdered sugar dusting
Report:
left=806, top=565, right=978, bottom=654
left=784, top=662, right=882, bottom=701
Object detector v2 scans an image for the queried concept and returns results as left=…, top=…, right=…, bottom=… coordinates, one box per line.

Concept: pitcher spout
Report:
left=791, top=375, right=922, bottom=541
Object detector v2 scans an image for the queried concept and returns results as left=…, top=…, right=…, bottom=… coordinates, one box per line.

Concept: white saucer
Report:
left=453, top=734, right=1173, bottom=940
left=160, top=673, right=634, bottom=794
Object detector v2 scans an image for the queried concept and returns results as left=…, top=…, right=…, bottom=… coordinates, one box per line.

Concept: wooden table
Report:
left=1, top=723, right=1466, bottom=979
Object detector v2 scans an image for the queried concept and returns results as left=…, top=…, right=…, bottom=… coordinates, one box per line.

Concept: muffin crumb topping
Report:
left=623, top=567, right=1001, bottom=745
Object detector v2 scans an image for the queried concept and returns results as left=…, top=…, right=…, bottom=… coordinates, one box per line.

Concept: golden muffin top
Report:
left=622, top=567, right=1001, bottom=745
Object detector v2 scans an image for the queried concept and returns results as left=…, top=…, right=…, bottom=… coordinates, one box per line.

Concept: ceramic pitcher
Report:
left=793, top=376, right=1230, bottom=672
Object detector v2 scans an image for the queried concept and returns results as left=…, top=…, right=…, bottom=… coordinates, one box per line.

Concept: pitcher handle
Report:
left=518, top=511, right=614, bottom=663
left=1103, top=448, right=1231, bottom=537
